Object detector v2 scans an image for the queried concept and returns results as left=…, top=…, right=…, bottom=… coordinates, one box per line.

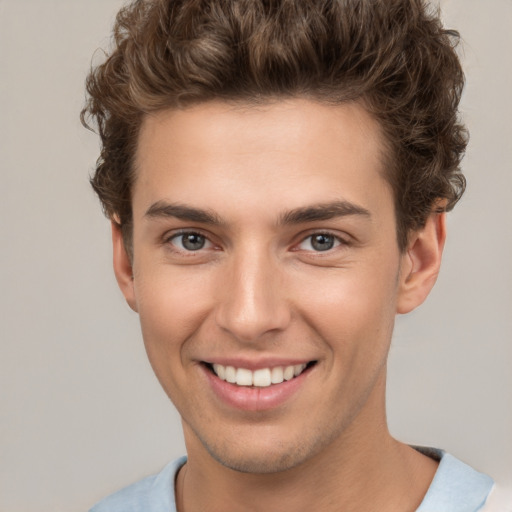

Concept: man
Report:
left=83, top=0, right=496, bottom=510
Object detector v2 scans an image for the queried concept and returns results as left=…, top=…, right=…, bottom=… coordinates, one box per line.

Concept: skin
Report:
left=113, top=99, right=445, bottom=511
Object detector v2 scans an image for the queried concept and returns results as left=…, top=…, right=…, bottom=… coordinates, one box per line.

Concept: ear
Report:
left=396, top=212, right=446, bottom=314
left=112, top=221, right=138, bottom=312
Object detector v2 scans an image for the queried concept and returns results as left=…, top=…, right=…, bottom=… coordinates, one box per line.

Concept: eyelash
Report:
left=164, top=230, right=349, bottom=255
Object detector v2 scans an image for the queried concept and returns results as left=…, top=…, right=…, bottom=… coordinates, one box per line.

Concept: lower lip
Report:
left=202, top=365, right=312, bottom=412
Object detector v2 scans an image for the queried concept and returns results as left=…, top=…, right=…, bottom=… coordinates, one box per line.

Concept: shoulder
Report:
left=415, top=447, right=495, bottom=512
left=89, top=456, right=186, bottom=512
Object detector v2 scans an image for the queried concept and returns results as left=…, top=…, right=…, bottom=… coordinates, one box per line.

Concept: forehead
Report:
left=132, top=99, right=392, bottom=223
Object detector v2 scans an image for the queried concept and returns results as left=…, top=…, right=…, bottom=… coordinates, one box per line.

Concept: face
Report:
left=114, top=99, right=441, bottom=474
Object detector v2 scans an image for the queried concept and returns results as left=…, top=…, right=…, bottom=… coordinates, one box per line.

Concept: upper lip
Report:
left=201, top=357, right=316, bottom=371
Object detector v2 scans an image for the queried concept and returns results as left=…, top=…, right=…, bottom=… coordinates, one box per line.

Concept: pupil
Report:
left=183, top=233, right=205, bottom=251
left=312, top=234, right=334, bottom=251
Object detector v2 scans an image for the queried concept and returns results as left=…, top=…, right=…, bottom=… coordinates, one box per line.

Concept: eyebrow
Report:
left=279, top=201, right=371, bottom=225
left=145, top=201, right=224, bottom=225
left=144, top=200, right=371, bottom=226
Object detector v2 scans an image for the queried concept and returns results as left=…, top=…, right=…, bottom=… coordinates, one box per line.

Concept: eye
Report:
left=298, top=233, right=341, bottom=252
left=169, top=232, right=212, bottom=252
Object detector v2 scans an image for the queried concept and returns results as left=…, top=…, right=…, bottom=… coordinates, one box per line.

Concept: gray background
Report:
left=1, top=0, right=511, bottom=510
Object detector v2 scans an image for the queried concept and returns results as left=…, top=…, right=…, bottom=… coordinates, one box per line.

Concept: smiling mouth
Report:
left=203, top=361, right=317, bottom=387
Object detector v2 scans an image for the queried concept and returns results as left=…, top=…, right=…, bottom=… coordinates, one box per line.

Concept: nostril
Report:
left=215, top=305, right=292, bottom=343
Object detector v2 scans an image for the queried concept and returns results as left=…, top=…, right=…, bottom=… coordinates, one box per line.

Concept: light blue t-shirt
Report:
left=90, top=448, right=494, bottom=511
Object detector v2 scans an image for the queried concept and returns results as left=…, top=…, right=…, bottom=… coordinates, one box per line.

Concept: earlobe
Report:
left=111, top=221, right=138, bottom=312
left=396, top=212, right=446, bottom=314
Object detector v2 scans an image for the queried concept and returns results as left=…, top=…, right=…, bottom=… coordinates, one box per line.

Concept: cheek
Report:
left=292, top=263, right=399, bottom=357
left=134, top=265, right=215, bottom=363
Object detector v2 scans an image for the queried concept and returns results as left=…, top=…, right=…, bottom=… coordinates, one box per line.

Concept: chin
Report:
left=207, top=444, right=307, bottom=474
left=192, top=423, right=335, bottom=475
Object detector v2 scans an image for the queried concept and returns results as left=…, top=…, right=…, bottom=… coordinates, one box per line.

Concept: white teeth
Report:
left=271, top=366, right=284, bottom=384
left=225, top=365, right=236, bottom=383
left=253, top=368, right=272, bottom=387
left=213, top=363, right=225, bottom=380
left=294, top=364, right=306, bottom=376
left=283, top=365, right=295, bottom=381
left=235, top=368, right=253, bottom=386
left=211, top=363, right=309, bottom=387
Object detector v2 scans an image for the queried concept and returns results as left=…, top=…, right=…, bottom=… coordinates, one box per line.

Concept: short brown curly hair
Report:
left=82, top=0, right=467, bottom=252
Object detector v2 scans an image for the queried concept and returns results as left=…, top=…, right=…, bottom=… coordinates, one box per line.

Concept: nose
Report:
left=214, top=248, right=291, bottom=343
